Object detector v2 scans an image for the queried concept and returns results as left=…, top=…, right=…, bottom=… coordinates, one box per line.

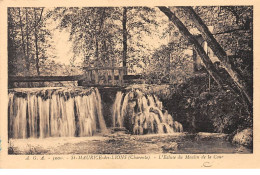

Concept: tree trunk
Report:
left=8, top=9, right=17, bottom=75
left=167, top=52, right=171, bottom=72
left=192, top=48, right=198, bottom=71
left=166, top=29, right=172, bottom=77
left=25, top=8, right=30, bottom=72
left=95, top=34, right=99, bottom=63
left=181, top=6, right=252, bottom=105
left=158, top=6, right=224, bottom=88
left=18, top=8, right=29, bottom=74
left=34, top=8, right=40, bottom=76
left=122, top=7, right=127, bottom=74
left=99, top=8, right=106, bottom=66
left=103, top=39, right=107, bottom=62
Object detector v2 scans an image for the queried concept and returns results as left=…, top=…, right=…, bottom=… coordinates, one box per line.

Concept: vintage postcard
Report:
left=0, top=0, right=259, bottom=169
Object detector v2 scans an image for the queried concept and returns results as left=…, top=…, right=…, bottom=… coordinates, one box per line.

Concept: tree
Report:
left=53, top=7, right=160, bottom=74
left=8, top=7, right=51, bottom=76
left=122, top=7, right=127, bottom=74
left=53, top=7, right=123, bottom=68
left=180, top=6, right=252, bottom=105
left=158, top=7, right=224, bottom=87
left=125, top=7, right=160, bottom=74
left=158, top=6, right=252, bottom=107
left=33, top=8, right=44, bottom=75
left=8, top=8, right=18, bottom=75
left=18, top=7, right=29, bottom=73
left=193, top=6, right=253, bottom=100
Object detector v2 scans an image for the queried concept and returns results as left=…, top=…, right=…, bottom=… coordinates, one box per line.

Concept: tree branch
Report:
left=180, top=6, right=252, bottom=105
left=157, top=6, right=224, bottom=88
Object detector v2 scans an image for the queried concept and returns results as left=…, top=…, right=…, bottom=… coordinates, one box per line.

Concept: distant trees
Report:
left=8, top=6, right=253, bottom=101
left=8, top=7, right=162, bottom=77
left=145, top=19, right=192, bottom=84
left=52, top=7, right=123, bottom=68
left=125, top=7, right=159, bottom=74
left=52, top=7, right=160, bottom=74
left=8, top=7, right=51, bottom=76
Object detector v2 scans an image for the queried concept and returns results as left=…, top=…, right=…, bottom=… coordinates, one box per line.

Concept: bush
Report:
left=162, top=74, right=252, bottom=134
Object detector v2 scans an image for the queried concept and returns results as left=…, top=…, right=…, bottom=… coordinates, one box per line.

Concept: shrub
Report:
left=162, top=74, right=252, bottom=134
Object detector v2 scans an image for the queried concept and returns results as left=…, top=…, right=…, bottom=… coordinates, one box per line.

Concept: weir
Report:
left=8, top=67, right=183, bottom=139
left=8, top=86, right=183, bottom=139
left=8, top=87, right=107, bottom=139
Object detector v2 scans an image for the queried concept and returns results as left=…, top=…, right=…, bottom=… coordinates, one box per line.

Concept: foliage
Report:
left=40, top=59, right=83, bottom=76
left=142, top=42, right=193, bottom=84
left=8, top=7, right=53, bottom=76
left=194, top=6, right=253, bottom=95
left=148, top=6, right=253, bottom=134
left=126, top=7, right=160, bottom=74
left=142, top=7, right=196, bottom=84
left=51, top=7, right=161, bottom=74
left=52, top=7, right=123, bottom=67
left=164, top=75, right=252, bottom=134
left=7, top=6, right=254, bottom=135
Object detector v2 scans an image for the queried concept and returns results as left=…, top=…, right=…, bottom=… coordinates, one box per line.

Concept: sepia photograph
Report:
left=6, top=5, right=253, bottom=156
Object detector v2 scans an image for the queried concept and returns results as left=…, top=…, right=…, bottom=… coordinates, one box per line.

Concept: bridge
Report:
left=8, top=66, right=142, bottom=88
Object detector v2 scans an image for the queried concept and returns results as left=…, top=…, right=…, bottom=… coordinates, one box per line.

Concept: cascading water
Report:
left=112, top=89, right=183, bottom=134
left=8, top=87, right=107, bottom=139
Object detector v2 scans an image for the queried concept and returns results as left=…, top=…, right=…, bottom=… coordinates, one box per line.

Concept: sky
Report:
left=45, top=15, right=75, bottom=65
left=51, top=28, right=75, bottom=65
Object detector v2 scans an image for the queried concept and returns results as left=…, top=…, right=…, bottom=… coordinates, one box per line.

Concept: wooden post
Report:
left=85, top=71, right=89, bottom=82
left=86, top=70, right=91, bottom=83
left=82, top=66, right=128, bottom=86
left=111, top=69, right=115, bottom=86
left=119, top=69, right=123, bottom=86
left=94, top=69, right=99, bottom=85
left=105, top=70, right=109, bottom=85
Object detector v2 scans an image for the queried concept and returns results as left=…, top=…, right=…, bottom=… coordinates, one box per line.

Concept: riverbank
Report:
left=8, top=132, right=252, bottom=155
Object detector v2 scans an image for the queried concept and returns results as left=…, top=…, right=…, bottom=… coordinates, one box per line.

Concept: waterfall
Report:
left=111, top=89, right=183, bottom=134
left=112, top=91, right=123, bottom=127
left=8, top=87, right=107, bottom=139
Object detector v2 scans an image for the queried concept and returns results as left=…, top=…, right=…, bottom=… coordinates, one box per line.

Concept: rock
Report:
left=161, top=142, right=178, bottom=153
left=196, top=132, right=228, bottom=140
left=232, top=128, right=253, bottom=147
